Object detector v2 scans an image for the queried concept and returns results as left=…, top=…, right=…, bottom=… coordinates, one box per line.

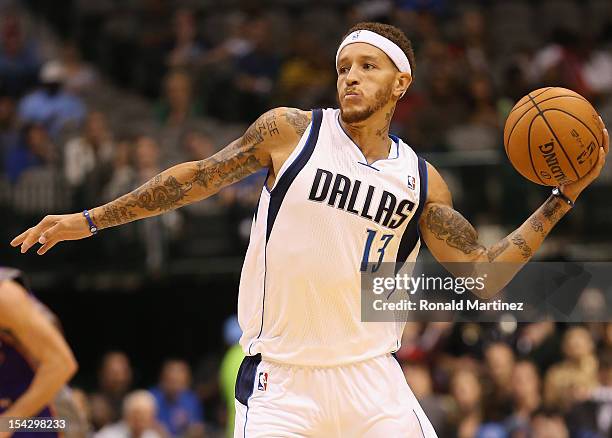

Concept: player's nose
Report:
left=345, top=65, right=360, bottom=85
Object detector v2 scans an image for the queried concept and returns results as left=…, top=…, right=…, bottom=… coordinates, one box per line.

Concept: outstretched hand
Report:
left=10, top=213, right=92, bottom=255
left=562, top=117, right=608, bottom=202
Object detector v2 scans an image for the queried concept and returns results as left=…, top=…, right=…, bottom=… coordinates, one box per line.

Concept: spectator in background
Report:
left=155, top=70, right=203, bottom=165
left=456, top=8, right=490, bottom=75
left=233, top=16, right=280, bottom=121
left=0, top=13, right=40, bottom=97
left=18, top=60, right=86, bottom=139
left=165, top=9, right=206, bottom=70
left=95, top=390, right=166, bottom=438
left=219, top=315, right=244, bottom=438
left=507, top=361, right=542, bottom=431
left=567, top=349, right=612, bottom=437
left=155, top=69, right=200, bottom=127
left=449, top=368, right=483, bottom=438
left=4, top=123, right=55, bottom=183
left=276, top=31, right=334, bottom=109
left=483, top=342, right=515, bottom=421
left=60, top=41, right=98, bottom=95
left=102, top=139, right=135, bottom=202
left=544, top=326, right=599, bottom=413
left=530, top=409, right=569, bottom=438
left=89, top=391, right=115, bottom=432
left=150, top=359, right=204, bottom=438
left=95, top=351, right=134, bottom=423
left=133, top=135, right=161, bottom=182
left=64, top=111, right=114, bottom=206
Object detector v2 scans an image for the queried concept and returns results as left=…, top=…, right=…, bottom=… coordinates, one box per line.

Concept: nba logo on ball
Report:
left=258, top=372, right=268, bottom=391
left=407, top=175, right=416, bottom=190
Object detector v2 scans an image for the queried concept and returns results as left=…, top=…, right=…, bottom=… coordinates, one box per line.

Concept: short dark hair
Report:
left=344, top=22, right=415, bottom=77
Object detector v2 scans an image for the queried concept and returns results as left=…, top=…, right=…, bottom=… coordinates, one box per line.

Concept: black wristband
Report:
left=551, top=187, right=574, bottom=208
left=83, top=209, right=98, bottom=234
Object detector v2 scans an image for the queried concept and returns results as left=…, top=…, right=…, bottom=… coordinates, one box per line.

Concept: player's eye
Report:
left=363, top=63, right=375, bottom=70
left=338, top=66, right=349, bottom=74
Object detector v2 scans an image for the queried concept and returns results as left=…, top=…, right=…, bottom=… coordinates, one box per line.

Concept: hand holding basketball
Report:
left=562, top=120, right=608, bottom=202
left=504, top=87, right=608, bottom=201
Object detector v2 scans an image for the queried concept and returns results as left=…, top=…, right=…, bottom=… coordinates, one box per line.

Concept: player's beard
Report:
left=339, top=83, right=393, bottom=124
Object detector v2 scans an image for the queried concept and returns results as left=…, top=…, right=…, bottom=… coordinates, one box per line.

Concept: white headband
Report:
left=336, top=29, right=412, bottom=76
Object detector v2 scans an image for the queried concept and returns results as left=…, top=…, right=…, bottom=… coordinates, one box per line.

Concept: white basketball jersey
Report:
left=238, top=108, right=428, bottom=366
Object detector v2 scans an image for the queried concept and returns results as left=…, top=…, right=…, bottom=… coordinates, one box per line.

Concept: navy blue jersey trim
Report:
left=249, top=244, right=267, bottom=354
left=266, top=109, right=323, bottom=242
left=395, top=157, right=428, bottom=269
left=357, top=161, right=380, bottom=171
left=235, top=354, right=262, bottom=406
left=413, top=409, right=426, bottom=438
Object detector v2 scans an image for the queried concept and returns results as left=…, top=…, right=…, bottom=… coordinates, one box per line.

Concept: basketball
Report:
left=504, top=87, right=603, bottom=186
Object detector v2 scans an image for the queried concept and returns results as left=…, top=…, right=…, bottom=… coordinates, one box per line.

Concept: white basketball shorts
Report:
left=234, top=353, right=438, bottom=437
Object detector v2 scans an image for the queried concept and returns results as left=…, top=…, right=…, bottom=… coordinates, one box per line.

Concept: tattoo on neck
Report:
left=510, top=233, right=532, bottom=260
left=425, top=205, right=486, bottom=254
left=375, top=111, right=393, bottom=139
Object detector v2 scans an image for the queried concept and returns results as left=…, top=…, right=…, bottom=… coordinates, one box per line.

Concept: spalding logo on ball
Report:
left=504, top=87, right=603, bottom=186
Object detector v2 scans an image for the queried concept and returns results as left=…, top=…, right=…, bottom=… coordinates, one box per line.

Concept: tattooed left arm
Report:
left=419, top=163, right=573, bottom=297
left=419, top=124, right=608, bottom=283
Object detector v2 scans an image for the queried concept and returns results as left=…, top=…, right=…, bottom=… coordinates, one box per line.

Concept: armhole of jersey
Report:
left=265, top=109, right=323, bottom=242
left=395, top=156, right=428, bottom=267
left=266, top=109, right=320, bottom=193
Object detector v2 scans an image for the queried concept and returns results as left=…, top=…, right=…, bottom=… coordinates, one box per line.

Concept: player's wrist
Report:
left=551, top=186, right=576, bottom=207
left=82, top=209, right=98, bottom=235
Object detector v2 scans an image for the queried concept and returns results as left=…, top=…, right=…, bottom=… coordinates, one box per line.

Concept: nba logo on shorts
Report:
left=407, top=175, right=416, bottom=190
left=257, top=372, right=268, bottom=391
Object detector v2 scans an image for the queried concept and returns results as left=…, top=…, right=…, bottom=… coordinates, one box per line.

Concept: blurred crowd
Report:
left=64, top=320, right=612, bottom=438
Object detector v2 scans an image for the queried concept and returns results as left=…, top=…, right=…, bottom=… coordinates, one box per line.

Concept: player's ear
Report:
left=393, top=73, right=412, bottom=99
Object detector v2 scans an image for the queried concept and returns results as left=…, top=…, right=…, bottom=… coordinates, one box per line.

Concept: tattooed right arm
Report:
left=11, top=107, right=311, bottom=254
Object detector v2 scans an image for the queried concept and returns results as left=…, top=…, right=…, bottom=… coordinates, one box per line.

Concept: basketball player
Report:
left=0, top=268, right=79, bottom=438
left=11, top=22, right=608, bottom=436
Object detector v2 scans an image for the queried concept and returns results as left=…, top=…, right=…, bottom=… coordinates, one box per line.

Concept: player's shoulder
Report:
left=424, top=161, right=452, bottom=207
left=0, top=276, right=29, bottom=318
left=245, top=107, right=314, bottom=157
left=267, top=107, right=313, bottom=139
